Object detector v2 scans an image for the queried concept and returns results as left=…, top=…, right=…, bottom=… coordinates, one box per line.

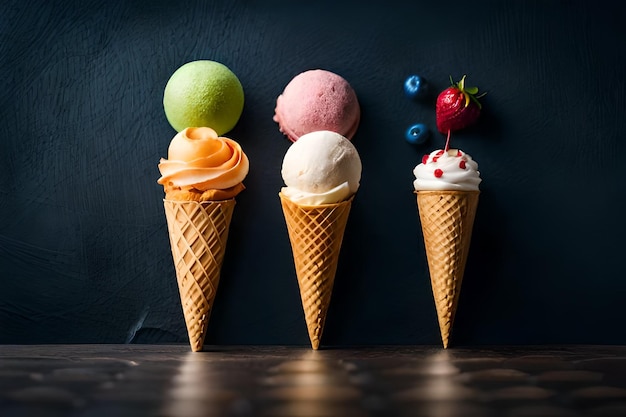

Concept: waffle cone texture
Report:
left=163, top=199, right=235, bottom=352
left=416, top=190, right=479, bottom=349
left=279, top=193, right=353, bottom=350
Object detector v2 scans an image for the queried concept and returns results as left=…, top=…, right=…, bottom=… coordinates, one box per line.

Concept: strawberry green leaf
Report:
left=469, top=94, right=482, bottom=109
left=458, top=75, right=466, bottom=90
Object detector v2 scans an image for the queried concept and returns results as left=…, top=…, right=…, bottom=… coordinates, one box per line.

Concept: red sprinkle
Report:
left=436, top=150, right=444, bottom=156
left=434, top=169, right=443, bottom=178
left=459, top=160, right=466, bottom=169
left=457, top=150, right=462, bottom=156
left=422, top=155, right=429, bottom=164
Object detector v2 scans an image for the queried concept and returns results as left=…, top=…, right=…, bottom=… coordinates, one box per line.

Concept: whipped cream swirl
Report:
left=413, top=149, right=481, bottom=191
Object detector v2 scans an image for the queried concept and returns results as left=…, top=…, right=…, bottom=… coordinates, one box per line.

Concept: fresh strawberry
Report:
left=436, top=75, right=485, bottom=134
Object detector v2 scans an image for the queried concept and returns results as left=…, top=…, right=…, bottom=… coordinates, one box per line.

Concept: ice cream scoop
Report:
left=279, top=130, right=361, bottom=350
left=163, top=60, right=244, bottom=135
left=157, top=127, right=249, bottom=200
left=413, top=147, right=480, bottom=349
left=413, top=148, right=481, bottom=191
left=157, top=126, right=249, bottom=352
left=281, top=130, right=362, bottom=205
left=274, top=69, right=360, bottom=142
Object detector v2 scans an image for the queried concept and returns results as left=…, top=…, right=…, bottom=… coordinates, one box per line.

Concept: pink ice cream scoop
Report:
left=273, top=69, right=360, bottom=142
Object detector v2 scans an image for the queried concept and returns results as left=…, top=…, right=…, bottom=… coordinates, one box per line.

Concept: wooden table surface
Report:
left=2, top=345, right=626, bottom=416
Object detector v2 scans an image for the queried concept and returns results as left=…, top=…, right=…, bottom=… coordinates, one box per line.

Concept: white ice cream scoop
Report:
left=281, top=130, right=362, bottom=205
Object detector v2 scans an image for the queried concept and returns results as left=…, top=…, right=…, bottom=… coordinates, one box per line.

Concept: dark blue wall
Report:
left=1, top=0, right=625, bottom=346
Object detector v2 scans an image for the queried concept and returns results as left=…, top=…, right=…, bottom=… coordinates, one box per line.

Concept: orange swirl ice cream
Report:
left=157, top=126, right=249, bottom=352
left=158, top=127, right=249, bottom=201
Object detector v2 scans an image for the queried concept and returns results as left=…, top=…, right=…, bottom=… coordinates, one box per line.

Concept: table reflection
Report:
left=162, top=352, right=250, bottom=417
left=261, top=349, right=366, bottom=417
left=393, top=351, right=485, bottom=417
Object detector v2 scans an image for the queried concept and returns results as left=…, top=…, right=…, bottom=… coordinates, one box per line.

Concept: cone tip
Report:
left=442, top=336, right=449, bottom=349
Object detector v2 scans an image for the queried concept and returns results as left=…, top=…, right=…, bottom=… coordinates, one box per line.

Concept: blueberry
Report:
left=405, top=123, right=430, bottom=145
left=403, top=75, right=428, bottom=99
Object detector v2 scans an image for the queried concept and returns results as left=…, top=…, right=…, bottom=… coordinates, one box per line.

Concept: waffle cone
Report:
left=416, top=190, right=479, bottom=348
left=163, top=199, right=236, bottom=352
left=279, top=193, right=353, bottom=350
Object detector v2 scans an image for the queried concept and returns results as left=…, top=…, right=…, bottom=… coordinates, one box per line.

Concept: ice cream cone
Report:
left=416, top=190, right=479, bottom=348
left=163, top=199, right=236, bottom=352
left=279, top=193, right=353, bottom=350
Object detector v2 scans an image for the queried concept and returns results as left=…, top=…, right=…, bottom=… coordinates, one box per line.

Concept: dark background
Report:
left=1, top=0, right=625, bottom=347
